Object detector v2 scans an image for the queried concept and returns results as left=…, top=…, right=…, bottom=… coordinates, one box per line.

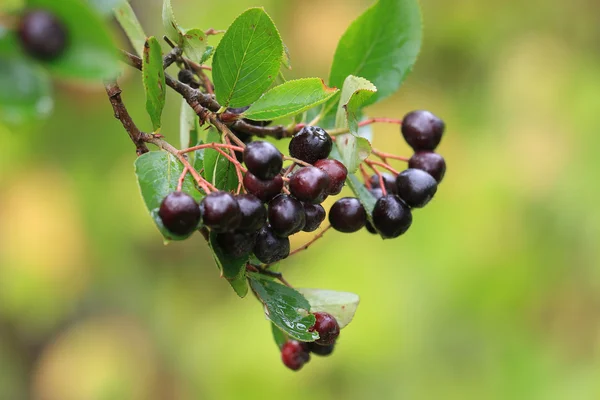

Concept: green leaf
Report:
left=335, top=75, right=377, bottom=135
left=181, top=28, right=208, bottom=63
left=346, top=173, right=377, bottom=215
left=27, top=0, right=120, bottom=80
left=334, top=134, right=371, bottom=174
left=142, top=37, right=166, bottom=131
left=249, top=274, right=318, bottom=342
left=212, top=8, right=283, bottom=107
left=297, top=289, right=360, bottom=329
left=199, top=46, right=214, bottom=65
left=0, top=56, right=52, bottom=126
left=134, top=151, right=203, bottom=241
left=328, top=0, right=422, bottom=106
left=271, top=323, right=288, bottom=350
left=242, top=78, right=338, bottom=121
left=282, top=43, right=292, bottom=70
left=162, top=0, right=183, bottom=46
left=113, top=2, right=147, bottom=56
left=209, top=231, right=249, bottom=297
left=203, top=130, right=239, bottom=191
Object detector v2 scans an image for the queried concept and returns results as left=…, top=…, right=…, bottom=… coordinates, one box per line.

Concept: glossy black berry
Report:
left=200, top=191, right=242, bottom=232
left=369, top=173, right=397, bottom=194
left=310, top=312, right=340, bottom=346
left=289, top=167, right=330, bottom=204
left=372, top=195, right=412, bottom=239
left=18, top=10, right=68, bottom=61
left=215, top=231, right=257, bottom=258
left=289, top=126, right=332, bottom=164
left=253, top=225, right=290, bottom=264
left=158, top=192, right=201, bottom=236
left=395, top=169, right=438, bottom=208
left=177, top=69, right=195, bottom=84
left=243, top=141, right=283, bottom=180
left=314, top=159, right=348, bottom=195
left=409, top=151, right=446, bottom=183
left=243, top=172, right=283, bottom=203
left=235, top=194, right=267, bottom=232
left=302, top=203, right=326, bottom=232
left=328, top=197, right=366, bottom=233
left=268, top=195, right=306, bottom=237
left=281, top=340, right=310, bottom=371
left=364, top=189, right=383, bottom=234
left=307, top=342, right=335, bottom=356
left=401, top=110, right=445, bottom=151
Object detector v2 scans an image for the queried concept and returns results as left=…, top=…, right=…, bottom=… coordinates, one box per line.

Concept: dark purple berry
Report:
left=281, top=340, right=310, bottom=371
left=310, top=312, right=340, bottom=346
left=328, top=197, right=366, bottom=233
left=268, top=195, right=306, bottom=237
left=215, top=231, right=257, bottom=258
left=178, top=69, right=195, bottom=84
left=243, top=141, right=283, bottom=180
left=302, top=203, right=326, bottom=232
left=314, top=159, right=348, bottom=195
left=307, top=342, right=335, bottom=356
left=158, top=192, right=201, bottom=236
left=372, top=195, right=412, bottom=238
left=401, top=110, right=445, bottom=151
left=369, top=173, right=397, bottom=194
left=289, top=166, right=330, bottom=204
left=253, top=225, right=290, bottom=264
left=364, top=188, right=383, bottom=235
left=365, top=221, right=377, bottom=234
left=200, top=191, right=242, bottom=232
left=243, top=172, right=283, bottom=203
left=235, top=194, right=266, bottom=232
left=18, top=10, right=68, bottom=61
left=395, top=169, right=438, bottom=208
left=409, top=152, right=446, bottom=183
left=289, top=126, right=332, bottom=164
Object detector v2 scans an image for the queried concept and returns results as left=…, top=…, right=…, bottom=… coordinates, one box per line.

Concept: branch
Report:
left=104, top=81, right=150, bottom=155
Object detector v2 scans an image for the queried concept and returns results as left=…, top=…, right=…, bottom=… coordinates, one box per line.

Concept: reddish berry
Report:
left=310, top=312, right=340, bottom=345
left=314, top=159, right=348, bottom=195
left=243, top=172, right=283, bottom=203
left=281, top=340, right=310, bottom=371
left=289, top=166, right=330, bottom=204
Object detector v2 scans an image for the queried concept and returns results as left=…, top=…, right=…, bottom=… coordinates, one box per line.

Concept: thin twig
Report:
left=104, top=81, right=149, bottom=155
left=287, top=225, right=332, bottom=258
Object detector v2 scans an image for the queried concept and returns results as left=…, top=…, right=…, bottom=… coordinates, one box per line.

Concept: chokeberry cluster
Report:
left=281, top=311, right=340, bottom=371
left=155, top=109, right=446, bottom=369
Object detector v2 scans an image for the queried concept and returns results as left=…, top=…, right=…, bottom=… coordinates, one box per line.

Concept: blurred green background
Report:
left=2, top=0, right=600, bottom=399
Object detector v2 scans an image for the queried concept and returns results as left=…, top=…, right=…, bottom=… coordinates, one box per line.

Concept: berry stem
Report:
left=364, top=159, right=400, bottom=176
left=223, top=134, right=245, bottom=194
left=359, top=164, right=372, bottom=189
left=179, top=142, right=244, bottom=154
left=282, top=163, right=297, bottom=178
left=287, top=225, right=332, bottom=258
left=371, top=149, right=409, bottom=162
left=283, top=156, right=312, bottom=168
left=176, top=166, right=189, bottom=192
left=367, top=164, right=388, bottom=196
left=358, top=117, right=402, bottom=127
